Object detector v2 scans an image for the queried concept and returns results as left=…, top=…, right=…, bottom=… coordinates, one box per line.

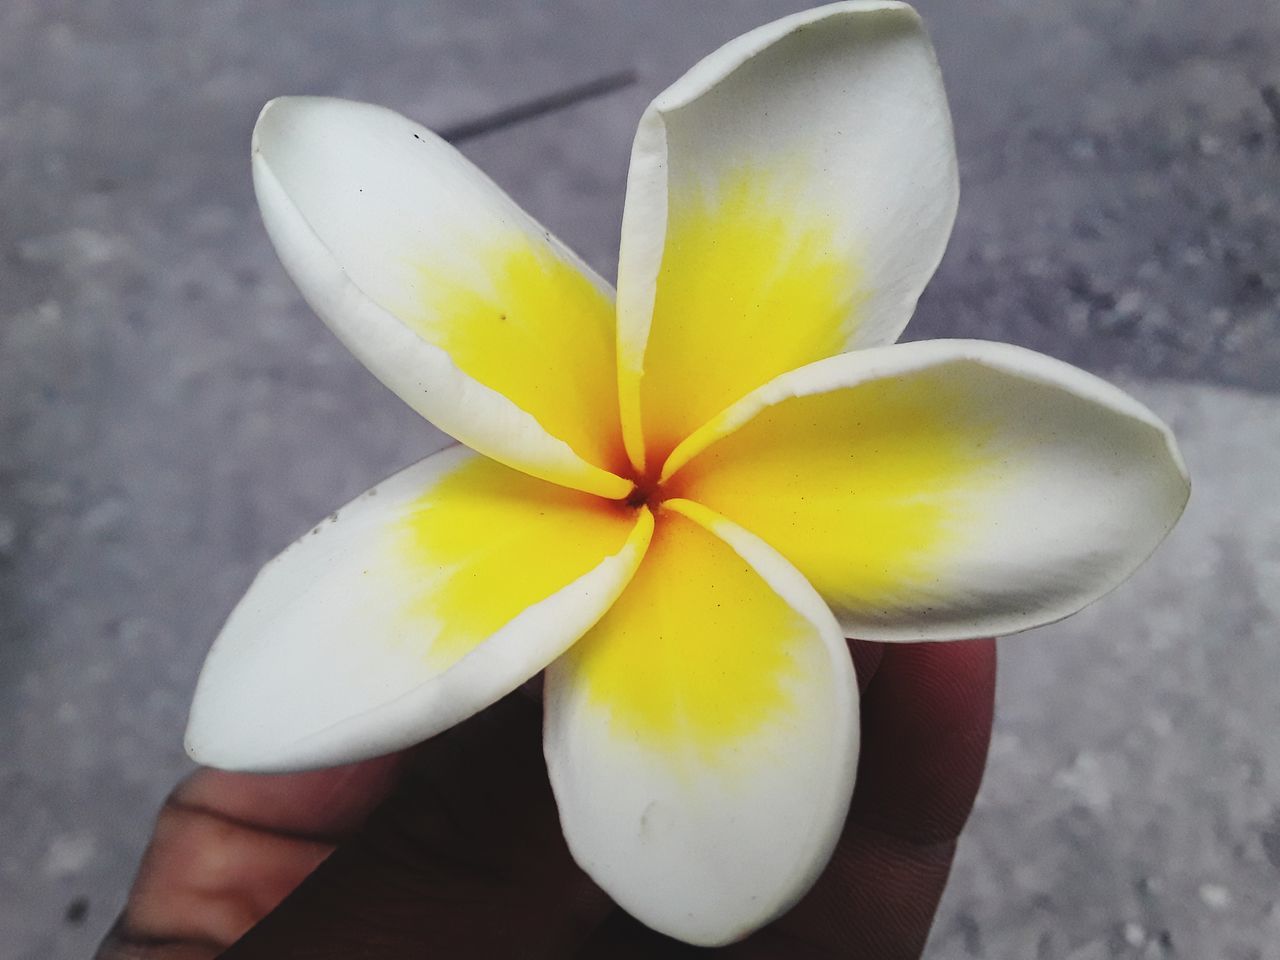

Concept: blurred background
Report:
left=1, top=1, right=1277, bottom=957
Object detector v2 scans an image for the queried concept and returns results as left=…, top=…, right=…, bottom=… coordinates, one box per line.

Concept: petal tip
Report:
left=252, top=95, right=293, bottom=154
left=182, top=691, right=246, bottom=771
left=181, top=712, right=232, bottom=771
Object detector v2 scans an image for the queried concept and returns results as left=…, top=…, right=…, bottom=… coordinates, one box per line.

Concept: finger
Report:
left=221, top=691, right=613, bottom=959
left=98, top=755, right=407, bottom=960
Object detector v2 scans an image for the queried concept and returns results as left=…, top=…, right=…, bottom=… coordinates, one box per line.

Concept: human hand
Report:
left=98, top=638, right=995, bottom=959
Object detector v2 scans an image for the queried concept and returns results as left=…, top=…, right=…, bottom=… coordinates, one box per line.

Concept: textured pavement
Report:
left=1, top=1, right=1277, bottom=957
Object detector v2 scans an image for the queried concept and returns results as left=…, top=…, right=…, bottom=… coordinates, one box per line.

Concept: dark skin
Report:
left=98, top=637, right=995, bottom=960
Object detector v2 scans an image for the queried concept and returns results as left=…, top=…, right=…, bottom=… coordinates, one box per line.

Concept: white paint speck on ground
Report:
left=42, top=834, right=96, bottom=879
left=1123, top=922, right=1146, bottom=946
left=1198, top=884, right=1232, bottom=910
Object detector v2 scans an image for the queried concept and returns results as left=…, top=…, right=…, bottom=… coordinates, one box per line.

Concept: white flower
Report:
left=185, top=2, right=1188, bottom=945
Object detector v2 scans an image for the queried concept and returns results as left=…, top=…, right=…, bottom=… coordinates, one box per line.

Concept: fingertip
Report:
left=849, top=638, right=997, bottom=845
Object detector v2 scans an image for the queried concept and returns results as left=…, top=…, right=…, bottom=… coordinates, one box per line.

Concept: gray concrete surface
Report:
left=1, top=1, right=1276, bottom=957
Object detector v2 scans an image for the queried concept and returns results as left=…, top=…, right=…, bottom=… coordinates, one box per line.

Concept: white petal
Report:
left=187, top=447, right=651, bottom=772
left=665, top=340, right=1190, bottom=641
left=615, top=2, right=958, bottom=469
left=253, top=97, right=631, bottom=498
left=544, top=501, right=857, bottom=945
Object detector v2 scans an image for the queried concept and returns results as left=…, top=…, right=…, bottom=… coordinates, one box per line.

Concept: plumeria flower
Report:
left=185, top=0, right=1189, bottom=946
